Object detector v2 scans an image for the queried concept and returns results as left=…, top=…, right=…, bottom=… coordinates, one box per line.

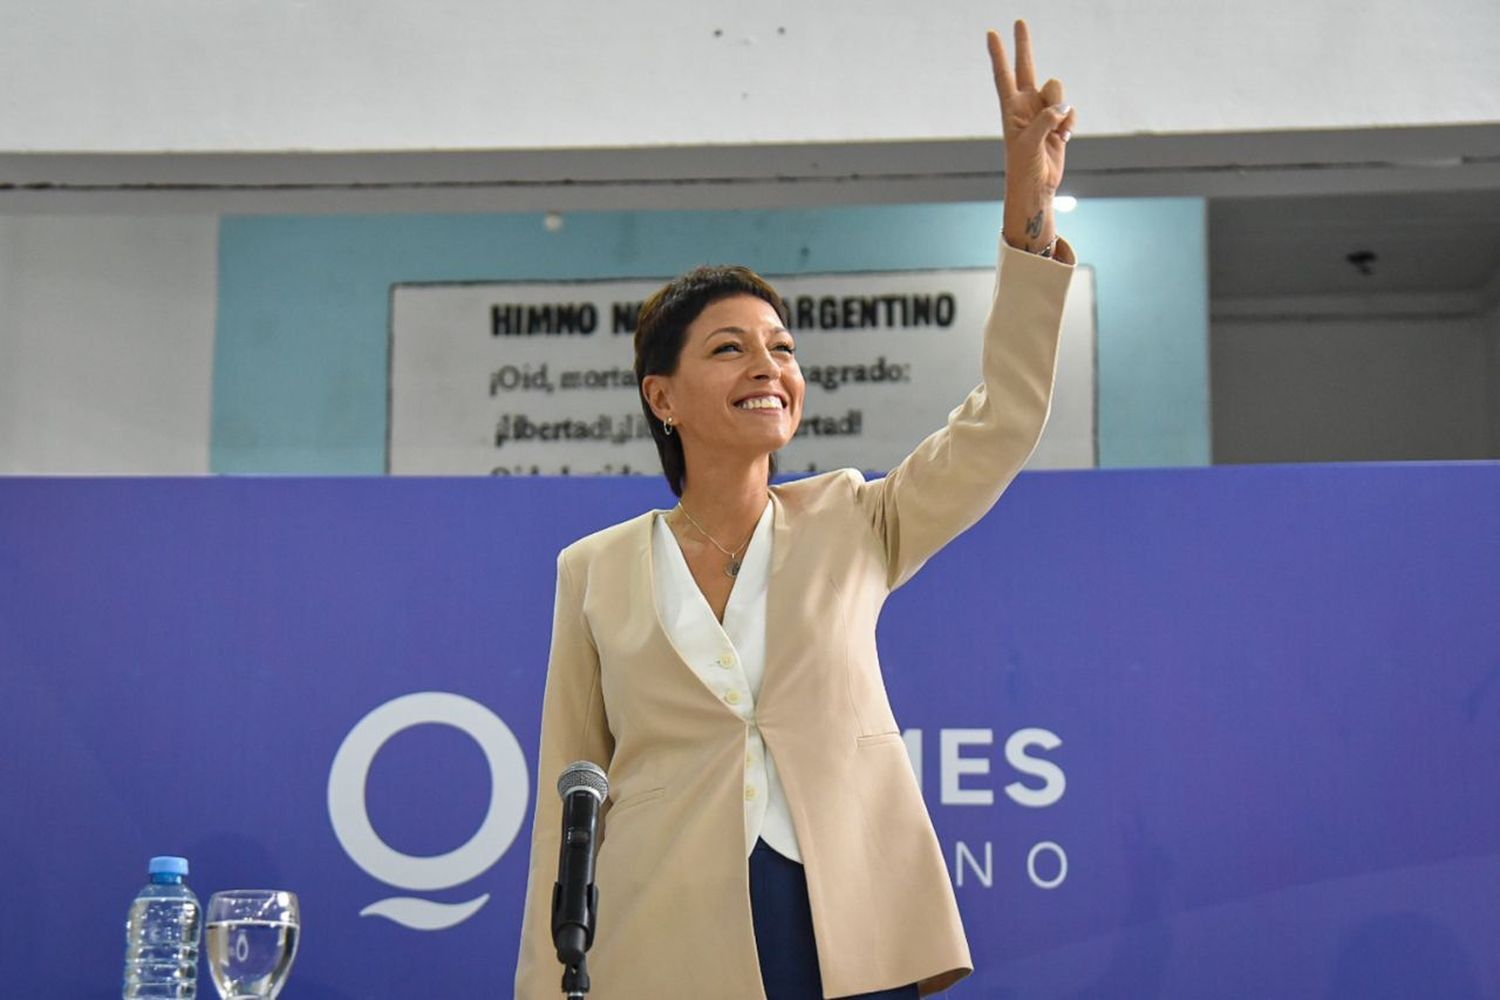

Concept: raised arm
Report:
left=852, top=21, right=1078, bottom=590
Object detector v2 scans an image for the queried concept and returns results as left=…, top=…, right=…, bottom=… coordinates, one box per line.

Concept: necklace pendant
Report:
left=726, top=559, right=741, bottom=578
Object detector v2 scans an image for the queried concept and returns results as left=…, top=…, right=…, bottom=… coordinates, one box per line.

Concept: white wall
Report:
left=3, top=0, right=1496, bottom=474
left=1211, top=310, right=1498, bottom=464
left=1, top=0, right=1496, bottom=154
left=0, top=216, right=218, bottom=474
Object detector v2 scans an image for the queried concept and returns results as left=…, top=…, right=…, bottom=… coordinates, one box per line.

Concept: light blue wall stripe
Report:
left=213, top=199, right=1207, bottom=473
left=1081, top=197, right=1211, bottom=467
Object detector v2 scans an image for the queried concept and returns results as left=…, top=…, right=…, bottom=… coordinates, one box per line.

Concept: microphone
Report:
left=552, top=760, right=608, bottom=997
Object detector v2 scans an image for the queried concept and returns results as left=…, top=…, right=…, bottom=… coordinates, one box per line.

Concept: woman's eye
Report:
left=712, top=341, right=793, bottom=355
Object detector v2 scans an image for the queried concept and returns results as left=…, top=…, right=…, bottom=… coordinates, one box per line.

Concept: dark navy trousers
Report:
left=748, top=838, right=921, bottom=1000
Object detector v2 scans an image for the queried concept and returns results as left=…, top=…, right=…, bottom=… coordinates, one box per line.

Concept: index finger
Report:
left=986, top=29, right=1017, bottom=104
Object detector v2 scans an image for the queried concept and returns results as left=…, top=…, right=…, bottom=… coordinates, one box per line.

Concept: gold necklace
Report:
left=674, top=499, right=762, bottom=578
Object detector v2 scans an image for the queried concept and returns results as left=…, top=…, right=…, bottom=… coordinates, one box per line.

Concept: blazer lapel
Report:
left=634, top=506, right=739, bottom=711
left=761, top=486, right=795, bottom=703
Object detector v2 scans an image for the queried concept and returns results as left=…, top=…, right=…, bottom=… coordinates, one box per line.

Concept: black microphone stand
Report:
left=561, top=946, right=591, bottom=998
left=553, top=878, right=598, bottom=999
left=553, top=762, right=607, bottom=998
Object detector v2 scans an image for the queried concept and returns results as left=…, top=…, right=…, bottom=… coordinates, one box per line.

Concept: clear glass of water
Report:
left=204, top=890, right=301, bottom=1000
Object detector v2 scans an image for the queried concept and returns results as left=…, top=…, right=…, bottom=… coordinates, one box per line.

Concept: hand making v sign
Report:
left=987, top=20, right=1078, bottom=258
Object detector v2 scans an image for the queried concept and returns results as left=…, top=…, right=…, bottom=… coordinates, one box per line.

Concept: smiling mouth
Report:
left=735, top=395, right=787, bottom=411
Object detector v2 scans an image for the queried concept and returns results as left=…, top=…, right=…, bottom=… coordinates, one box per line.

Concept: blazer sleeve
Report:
left=514, top=547, right=614, bottom=1000
left=851, top=234, right=1076, bottom=591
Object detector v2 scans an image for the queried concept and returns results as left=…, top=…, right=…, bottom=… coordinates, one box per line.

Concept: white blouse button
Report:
left=744, top=785, right=758, bottom=801
left=725, top=690, right=742, bottom=706
left=717, top=652, right=736, bottom=669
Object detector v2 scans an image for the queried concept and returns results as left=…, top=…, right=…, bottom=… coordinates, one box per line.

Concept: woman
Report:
left=516, top=21, right=1079, bottom=1000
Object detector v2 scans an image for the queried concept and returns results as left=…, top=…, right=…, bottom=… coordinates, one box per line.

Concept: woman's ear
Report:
left=640, top=374, right=672, bottom=424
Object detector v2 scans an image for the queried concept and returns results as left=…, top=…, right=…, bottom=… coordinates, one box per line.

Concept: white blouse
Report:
left=650, top=498, right=803, bottom=862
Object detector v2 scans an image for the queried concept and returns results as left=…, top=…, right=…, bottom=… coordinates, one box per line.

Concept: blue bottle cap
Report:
left=147, top=856, right=189, bottom=878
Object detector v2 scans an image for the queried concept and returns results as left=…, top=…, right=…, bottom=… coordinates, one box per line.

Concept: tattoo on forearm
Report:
left=1026, top=210, right=1045, bottom=240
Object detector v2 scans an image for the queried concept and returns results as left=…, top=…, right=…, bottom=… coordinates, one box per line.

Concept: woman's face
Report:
left=643, top=293, right=804, bottom=462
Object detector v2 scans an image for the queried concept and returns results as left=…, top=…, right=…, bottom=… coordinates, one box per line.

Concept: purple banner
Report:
left=2, top=463, right=1497, bottom=998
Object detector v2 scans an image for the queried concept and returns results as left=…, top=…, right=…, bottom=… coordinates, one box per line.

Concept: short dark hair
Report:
left=634, top=265, right=791, bottom=497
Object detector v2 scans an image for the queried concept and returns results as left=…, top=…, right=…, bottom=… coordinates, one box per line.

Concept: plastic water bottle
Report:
left=122, top=856, right=202, bottom=999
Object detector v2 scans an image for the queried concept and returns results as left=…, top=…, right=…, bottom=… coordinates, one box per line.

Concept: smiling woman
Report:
left=633, top=264, right=802, bottom=501
left=515, top=20, right=1079, bottom=1000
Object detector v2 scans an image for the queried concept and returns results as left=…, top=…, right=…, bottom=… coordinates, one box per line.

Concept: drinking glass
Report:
left=204, top=890, right=301, bottom=999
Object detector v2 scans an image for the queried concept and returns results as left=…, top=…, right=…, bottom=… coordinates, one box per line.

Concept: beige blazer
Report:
left=516, top=235, right=1076, bottom=999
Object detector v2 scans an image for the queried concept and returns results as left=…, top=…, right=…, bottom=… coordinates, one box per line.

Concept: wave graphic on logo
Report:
left=359, top=893, right=491, bottom=930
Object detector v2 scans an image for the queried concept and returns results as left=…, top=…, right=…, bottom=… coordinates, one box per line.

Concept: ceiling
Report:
left=1209, top=187, right=1500, bottom=309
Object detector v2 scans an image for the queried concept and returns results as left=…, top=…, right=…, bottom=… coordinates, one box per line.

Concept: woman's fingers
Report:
left=986, top=29, right=1017, bottom=105
left=1028, top=103, right=1074, bottom=141
left=1057, top=109, right=1077, bottom=142
left=1013, top=20, right=1037, bottom=92
left=1058, top=108, right=1078, bottom=143
left=989, top=21, right=1071, bottom=147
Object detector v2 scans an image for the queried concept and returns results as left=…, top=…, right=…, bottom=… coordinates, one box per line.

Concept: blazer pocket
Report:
left=856, top=731, right=905, bottom=747
left=607, top=786, right=665, bottom=817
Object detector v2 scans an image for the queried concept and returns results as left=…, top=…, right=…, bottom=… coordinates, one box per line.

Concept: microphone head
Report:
left=558, top=760, right=609, bottom=802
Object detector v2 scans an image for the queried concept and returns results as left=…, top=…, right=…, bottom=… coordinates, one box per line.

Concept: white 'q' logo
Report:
left=327, top=692, right=530, bottom=931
